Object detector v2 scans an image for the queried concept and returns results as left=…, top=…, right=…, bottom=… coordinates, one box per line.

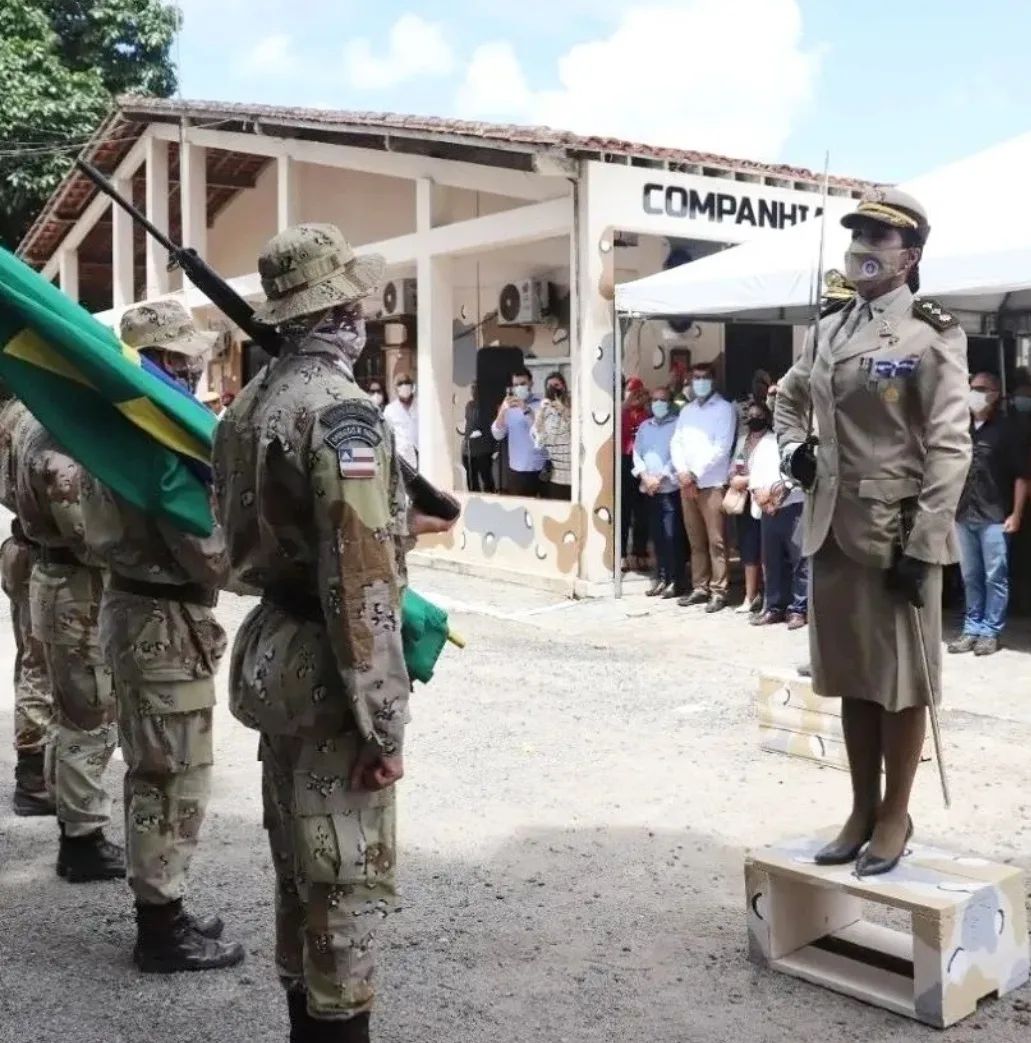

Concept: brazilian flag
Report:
left=0, top=246, right=215, bottom=535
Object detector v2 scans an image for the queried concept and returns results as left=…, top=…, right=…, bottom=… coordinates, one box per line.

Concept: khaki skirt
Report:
left=809, top=536, right=942, bottom=712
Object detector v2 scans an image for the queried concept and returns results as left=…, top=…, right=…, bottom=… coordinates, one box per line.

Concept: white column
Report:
left=145, top=136, right=170, bottom=297
left=416, top=253, right=454, bottom=487
left=111, top=178, right=134, bottom=309
left=180, top=139, right=207, bottom=256
left=58, top=248, right=79, bottom=302
left=277, top=154, right=298, bottom=231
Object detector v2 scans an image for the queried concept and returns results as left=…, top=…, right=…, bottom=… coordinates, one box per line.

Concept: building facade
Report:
left=19, top=99, right=866, bottom=595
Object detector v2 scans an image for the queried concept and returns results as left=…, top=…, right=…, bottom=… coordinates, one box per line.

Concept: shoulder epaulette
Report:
left=913, top=298, right=959, bottom=332
left=819, top=296, right=851, bottom=318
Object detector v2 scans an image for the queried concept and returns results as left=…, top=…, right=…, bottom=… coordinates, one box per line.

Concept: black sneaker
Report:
left=947, top=634, right=977, bottom=654
left=678, top=590, right=710, bottom=608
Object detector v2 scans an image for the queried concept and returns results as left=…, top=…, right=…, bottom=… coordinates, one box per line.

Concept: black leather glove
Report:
left=788, top=440, right=817, bottom=491
left=886, top=553, right=927, bottom=608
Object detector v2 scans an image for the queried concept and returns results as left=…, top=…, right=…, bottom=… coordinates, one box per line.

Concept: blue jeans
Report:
left=760, top=501, right=808, bottom=615
left=649, top=490, right=686, bottom=586
left=956, top=520, right=1009, bottom=638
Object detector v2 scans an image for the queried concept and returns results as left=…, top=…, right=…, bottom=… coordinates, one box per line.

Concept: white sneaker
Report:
left=734, top=600, right=752, bottom=614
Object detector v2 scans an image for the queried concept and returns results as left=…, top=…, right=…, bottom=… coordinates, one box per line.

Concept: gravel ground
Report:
left=3, top=566, right=1031, bottom=1042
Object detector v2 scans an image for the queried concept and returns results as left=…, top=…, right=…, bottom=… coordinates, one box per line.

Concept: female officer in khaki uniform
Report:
left=776, top=188, right=971, bottom=876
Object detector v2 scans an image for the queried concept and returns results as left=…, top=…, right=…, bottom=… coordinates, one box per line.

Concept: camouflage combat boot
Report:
left=287, top=992, right=370, bottom=1042
left=134, top=900, right=245, bottom=973
left=56, top=824, right=126, bottom=882
left=13, top=750, right=55, bottom=816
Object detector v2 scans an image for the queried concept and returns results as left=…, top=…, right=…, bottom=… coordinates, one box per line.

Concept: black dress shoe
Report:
left=705, top=595, right=727, bottom=614
left=678, top=589, right=710, bottom=608
left=814, top=827, right=874, bottom=866
left=855, top=817, right=914, bottom=878
left=645, top=580, right=669, bottom=597
left=662, top=585, right=686, bottom=600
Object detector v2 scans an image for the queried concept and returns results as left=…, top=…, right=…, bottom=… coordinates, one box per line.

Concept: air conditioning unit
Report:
left=380, top=278, right=417, bottom=318
left=497, top=279, right=550, bottom=325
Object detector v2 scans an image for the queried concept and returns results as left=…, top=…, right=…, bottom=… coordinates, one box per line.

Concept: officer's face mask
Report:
left=844, top=238, right=916, bottom=295
left=307, top=306, right=367, bottom=365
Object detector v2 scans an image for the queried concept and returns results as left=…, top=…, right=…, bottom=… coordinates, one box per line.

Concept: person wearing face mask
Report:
left=365, top=380, right=386, bottom=413
left=383, top=373, right=418, bottom=468
left=947, top=372, right=1030, bottom=657
left=211, top=222, right=456, bottom=1040
left=462, top=382, right=496, bottom=493
left=532, top=371, right=573, bottom=500
left=633, top=386, right=686, bottom=597
left=670, top=362, right=738, bottom=613
left=620, top=377, right=652, bottom=573
left=726, top=401, right=768, bottom=615
left=746, top=405, right=808, bottom=628
left=775, top=188, right=971, bottom=877
left=491, top=366, right=547, bottom=497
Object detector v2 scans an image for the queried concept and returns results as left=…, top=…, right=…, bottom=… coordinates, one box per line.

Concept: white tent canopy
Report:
left=616, top=131, right=1031, bottom=323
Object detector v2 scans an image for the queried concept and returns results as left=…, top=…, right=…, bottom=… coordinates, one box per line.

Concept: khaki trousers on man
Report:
left=681, top=485, right=728, bottom=596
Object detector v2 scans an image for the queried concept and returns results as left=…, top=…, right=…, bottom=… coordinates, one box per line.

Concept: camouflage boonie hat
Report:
left=252, top=223, right=386, bottom=326
left=119, top=299, right=218, bottom=358
left=841, top=187, right=931, bottom=246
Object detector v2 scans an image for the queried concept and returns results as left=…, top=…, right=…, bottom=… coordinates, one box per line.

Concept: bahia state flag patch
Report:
left=337, top=445, right=378, bottom=479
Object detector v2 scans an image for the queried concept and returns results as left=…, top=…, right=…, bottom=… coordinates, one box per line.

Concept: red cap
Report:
left=626, top=376, right=644, bottom=392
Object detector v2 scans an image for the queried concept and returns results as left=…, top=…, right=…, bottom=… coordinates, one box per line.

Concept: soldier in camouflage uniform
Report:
left=79, top=300, right=244, bottom=972
left=214, top=224, right=420, bottom=1043
left=13, top=414, right=125, bottom=877
left=0, top=394, right=55, bottom=815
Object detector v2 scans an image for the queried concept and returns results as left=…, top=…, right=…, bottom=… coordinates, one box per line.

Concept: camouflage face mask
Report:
left=305, top=306, right=367, bottom=365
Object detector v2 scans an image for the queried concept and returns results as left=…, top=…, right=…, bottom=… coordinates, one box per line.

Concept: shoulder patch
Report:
left=913, top=298, right=959, bottom=332
left=318, top=400, right=382, bottom=453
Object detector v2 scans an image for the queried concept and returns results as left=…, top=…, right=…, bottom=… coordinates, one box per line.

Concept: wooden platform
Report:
left=758, top=670, right=931, bottom=772
left=746, top=830, right=1030, bottom=1028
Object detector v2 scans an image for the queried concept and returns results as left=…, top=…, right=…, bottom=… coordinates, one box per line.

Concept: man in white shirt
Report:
left=670, top=362, right=738, bottom=612
left=383, top=373, right=418, bottom=468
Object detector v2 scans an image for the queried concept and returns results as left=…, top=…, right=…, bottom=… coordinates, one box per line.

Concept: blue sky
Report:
left=173, top=0, right=1031, bottom=184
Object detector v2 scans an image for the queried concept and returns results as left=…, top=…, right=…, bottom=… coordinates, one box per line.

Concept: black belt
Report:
left=110, top=573, right=218, bottom=608
left=262, top=586, right=323, bottom=623
left=38, top=545, right=82, bottom=567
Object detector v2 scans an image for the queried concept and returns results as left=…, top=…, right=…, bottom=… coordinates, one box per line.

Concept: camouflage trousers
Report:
left=115, top=673, right=214, bottom=906
left=0, top=536, right=52, bottom=754
left=31, top=564, right=116, bottom=837
left=260, top=732, right=397, bottom=1021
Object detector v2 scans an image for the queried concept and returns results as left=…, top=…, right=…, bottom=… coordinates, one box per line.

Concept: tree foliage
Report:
left=0, top=0, right=179, bottom=250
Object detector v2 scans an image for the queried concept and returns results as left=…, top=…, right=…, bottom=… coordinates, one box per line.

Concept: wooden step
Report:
left=745, top=830, right=1030, bottom=1028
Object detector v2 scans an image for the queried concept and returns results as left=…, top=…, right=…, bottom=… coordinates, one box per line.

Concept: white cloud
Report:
left=345, top=14, right=455, bottom=91
left=455, top=0, right=822, bottom=159
left=235, top=33, right=299, bottom=77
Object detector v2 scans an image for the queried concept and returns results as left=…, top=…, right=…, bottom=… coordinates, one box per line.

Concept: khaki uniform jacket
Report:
left=776, top=286, right=972, bottom=569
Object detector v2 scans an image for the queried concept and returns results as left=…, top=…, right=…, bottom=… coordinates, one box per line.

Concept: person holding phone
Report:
left=491, top=367, right=546, bottom=497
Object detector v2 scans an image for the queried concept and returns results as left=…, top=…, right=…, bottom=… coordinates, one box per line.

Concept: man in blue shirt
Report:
left=491, top=367, right=547, bottom=497
left=633, top=387, right=687, bottom=597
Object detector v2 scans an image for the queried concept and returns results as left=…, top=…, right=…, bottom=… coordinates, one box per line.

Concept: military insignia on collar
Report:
left=913, top=298, right=959, bottom=332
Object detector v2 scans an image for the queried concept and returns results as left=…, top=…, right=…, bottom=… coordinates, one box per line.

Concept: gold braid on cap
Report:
left=855, top=201, right=919, bottom=230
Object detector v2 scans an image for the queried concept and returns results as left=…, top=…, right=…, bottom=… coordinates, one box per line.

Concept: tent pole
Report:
left=614, top=309, right=626, bottom=598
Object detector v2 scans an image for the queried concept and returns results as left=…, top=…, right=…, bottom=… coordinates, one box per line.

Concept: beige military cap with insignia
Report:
left=841, top=186, right=931, bottom=245
left=119, top=299, right=218, bottom=358
left=252, top=223, right=386, bottom=326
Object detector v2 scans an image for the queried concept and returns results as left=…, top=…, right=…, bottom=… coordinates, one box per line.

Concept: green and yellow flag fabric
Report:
left=0, top=246, right=216, bottom=535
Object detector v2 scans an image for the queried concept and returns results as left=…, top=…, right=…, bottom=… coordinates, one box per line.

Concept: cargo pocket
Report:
left=125, top=676, right=217, bottom=774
